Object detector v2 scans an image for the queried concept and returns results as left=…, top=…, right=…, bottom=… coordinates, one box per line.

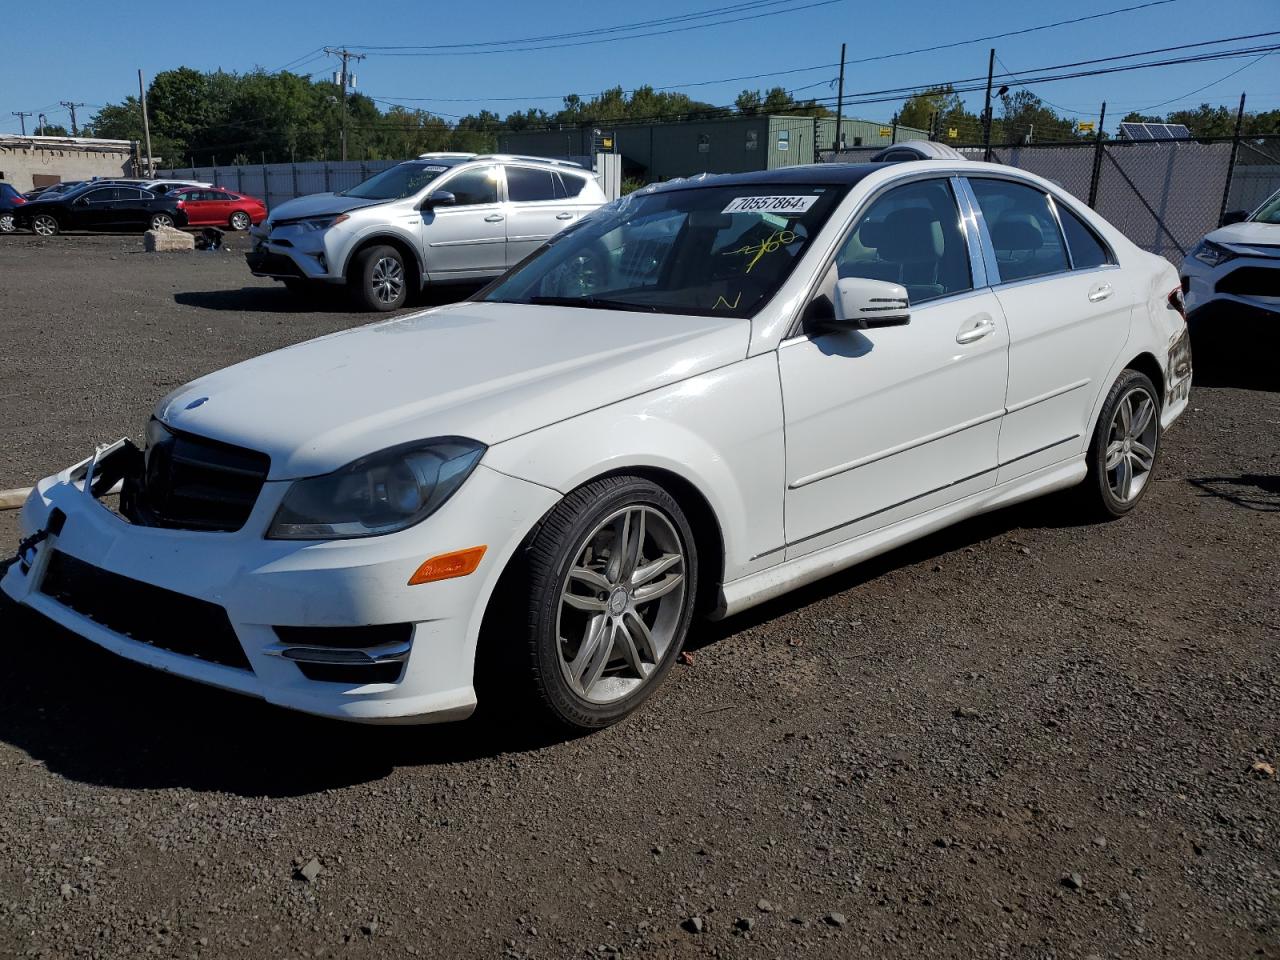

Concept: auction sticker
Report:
left=722, top=195, right=819, bottom=215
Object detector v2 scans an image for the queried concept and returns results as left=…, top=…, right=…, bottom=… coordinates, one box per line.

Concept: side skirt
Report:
left=712, top=456, right=1086, bottom=620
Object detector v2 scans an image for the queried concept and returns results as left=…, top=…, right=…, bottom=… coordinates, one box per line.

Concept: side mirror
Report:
left=831, top=277, right=911, bottom=329
left=1221, top=209, right=1248, bottom=226
left=421, top=190, right=456, bottom=210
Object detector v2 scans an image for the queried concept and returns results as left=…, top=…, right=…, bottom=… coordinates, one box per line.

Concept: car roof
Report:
left=651, top=162, right=887, bottom=194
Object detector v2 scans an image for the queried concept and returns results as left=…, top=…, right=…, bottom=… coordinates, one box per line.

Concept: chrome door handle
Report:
left=484, top=214, right=505, bottom=223
left=1088, top=282, right=1113, bottom=302
left=556, top=212, right=574, bottom=220
left=956, top=315, right=996, bottom=344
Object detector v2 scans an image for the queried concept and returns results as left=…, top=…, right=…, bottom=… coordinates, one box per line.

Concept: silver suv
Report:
left=246, top=153, right=606, bottom=311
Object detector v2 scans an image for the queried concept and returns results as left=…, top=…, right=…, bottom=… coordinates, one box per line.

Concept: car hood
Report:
left=156, top=302, right=749, bottom=480
left=1206, top=221, right=1280, bottom=257
left=263, top=192, right=392, bottom=223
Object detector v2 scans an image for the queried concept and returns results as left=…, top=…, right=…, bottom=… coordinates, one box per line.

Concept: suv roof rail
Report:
left=471, top=153, right=584, bottom=169
left=417, top=152, right=477, bottom=159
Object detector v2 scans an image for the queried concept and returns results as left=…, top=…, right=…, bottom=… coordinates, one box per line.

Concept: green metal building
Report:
left=496, top=114, right=928, bottom=181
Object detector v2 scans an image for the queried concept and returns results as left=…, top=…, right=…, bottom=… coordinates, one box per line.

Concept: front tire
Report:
left=1080, top=369, right=1161, bottom=519
left=522, top=476, right=698, bottom=730
left=350, top=245, right=409, bottom=312
left=0, top=213, right=15, bottom=233
left=229, top=211, right=251, bottom=231
left=31, top=213, right=59, bottom=236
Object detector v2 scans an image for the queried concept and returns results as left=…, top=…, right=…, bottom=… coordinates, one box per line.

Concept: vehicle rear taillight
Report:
left=1167, top=286, right=1186, bottom=319
left=14, top=196, right=26, bottom=205
left=176, top=199, right=185, bottom=208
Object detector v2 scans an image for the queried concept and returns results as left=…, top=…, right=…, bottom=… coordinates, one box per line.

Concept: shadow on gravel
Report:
left=0, top=588, right=566, bottom=798
left=1185, top=473, right=1280, bottom=512
left=174, top=282, right=482, bottom=315
left=0, top=493, right=1086, bottom=797
left=1189, top=321, right=1279, bottom=392
left=691, top=494, right=1085, bottom=648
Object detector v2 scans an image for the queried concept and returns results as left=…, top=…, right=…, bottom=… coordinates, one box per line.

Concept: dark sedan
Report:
left=1, top=182, right=26, bottom=233
left=15, top=184, right=189, bottom=235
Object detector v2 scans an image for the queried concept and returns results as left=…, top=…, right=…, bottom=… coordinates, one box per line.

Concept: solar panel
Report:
left=1120, top=121, right=1191, bottom=141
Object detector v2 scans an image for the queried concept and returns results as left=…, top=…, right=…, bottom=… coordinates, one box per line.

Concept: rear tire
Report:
left=0, top=213, right=15, bottom=234
left=519, top=476, right=698, bottom=730
left=229, top=211, right=251, bottom=231
left=350, top=244, right=409, bottom=312
left=32, top=213, right=59, bottom=236
left=1078, top=369, right=1161, bottom=520
left=150, top=213, right=175, bottom=231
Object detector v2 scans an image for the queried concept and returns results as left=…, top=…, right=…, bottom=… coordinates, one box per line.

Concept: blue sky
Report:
left=3, top=0, right=1277, bottom=136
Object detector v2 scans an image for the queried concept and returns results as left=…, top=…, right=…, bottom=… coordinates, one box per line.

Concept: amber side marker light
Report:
left=408, top=546, right=487, bottom=585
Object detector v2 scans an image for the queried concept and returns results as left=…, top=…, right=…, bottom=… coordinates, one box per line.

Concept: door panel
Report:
left=504, top=166, right=575, bottom=265
left=965, top=178, right=1132, bottom=482
left=423, top=165, right=507, bottom=278
left=780, top=177, right=1009, bottom=558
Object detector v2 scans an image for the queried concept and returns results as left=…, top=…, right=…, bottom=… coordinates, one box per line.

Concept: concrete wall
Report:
left=0, top=137, right=136, bottom=192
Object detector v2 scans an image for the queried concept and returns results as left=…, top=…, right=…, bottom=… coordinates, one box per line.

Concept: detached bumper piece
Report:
left=40, top=551, right=252, bottom=671
left=270, top=623, right=413, bottom=685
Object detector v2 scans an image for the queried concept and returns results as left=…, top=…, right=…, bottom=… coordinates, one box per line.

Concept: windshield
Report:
left=341, top=161, right=451, bottom=200
left=1252, top=190, right=1280, bottom=225
left=480, top=182, right=847, bottom=318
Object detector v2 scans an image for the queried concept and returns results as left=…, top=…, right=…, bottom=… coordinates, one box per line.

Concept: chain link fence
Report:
left=821, top=135, right=1280, bottom=263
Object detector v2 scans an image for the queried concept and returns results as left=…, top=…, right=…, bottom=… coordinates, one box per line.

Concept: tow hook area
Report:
left=15, top=506, right=65, bottom=574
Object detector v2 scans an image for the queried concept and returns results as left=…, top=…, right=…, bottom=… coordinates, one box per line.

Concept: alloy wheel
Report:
left=230, top=212, right=250, bottom=231
left=555, top=505, right=687, bottom=704
left=1105, top=384, right=1158, bottom=503
left=0, top=214, right=14, bottom=234
left=33, top=215, right=57, bottom=236
left=151, top=214, right=174, bottom=230
left=371, top=256, right=405, bottom=305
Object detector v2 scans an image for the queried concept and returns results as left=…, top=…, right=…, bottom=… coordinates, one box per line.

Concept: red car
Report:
left=169, top=187, right=267, bottom=231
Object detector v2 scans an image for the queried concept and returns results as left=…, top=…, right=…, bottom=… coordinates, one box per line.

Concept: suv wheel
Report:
left=351, top=245, right=409, bottom=312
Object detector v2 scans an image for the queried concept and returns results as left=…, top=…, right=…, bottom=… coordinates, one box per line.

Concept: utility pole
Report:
left=834, top=42, right=846, bottom=153
left=11, top=111, right=31, bottom=135
left=982, top=47, right=995, bottom=161
left=59, top=101, right=85, bottom=137
left=325, top=47, right=366, bottom=161
left=138, top=70, right=154, bottom=176
left=1219, top=92, right=1248, bottom=226
left=37, top=113, right=48, bottom=136
left=1087, top=101, right=1107, bottom=208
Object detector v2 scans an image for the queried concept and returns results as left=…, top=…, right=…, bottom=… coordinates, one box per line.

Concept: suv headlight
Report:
left=1191, top=239, right=1236, bottom=267
left=267, top=437, right=485, bottom=540
left=300, top=214, right=349, bottom=232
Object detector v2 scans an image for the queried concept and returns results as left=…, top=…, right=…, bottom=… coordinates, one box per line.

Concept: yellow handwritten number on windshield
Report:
left=724, top=230, right=797, bottom=273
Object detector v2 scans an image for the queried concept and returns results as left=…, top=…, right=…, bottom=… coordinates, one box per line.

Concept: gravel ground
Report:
left=0, top=234, right=1277, bottom=960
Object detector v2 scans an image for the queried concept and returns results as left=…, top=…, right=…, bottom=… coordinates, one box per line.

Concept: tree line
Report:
left=83, top=68, right=1279, bottom=165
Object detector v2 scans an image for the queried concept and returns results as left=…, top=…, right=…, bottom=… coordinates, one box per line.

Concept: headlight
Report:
left=267, top=437, right=485, bottom=540
left=300, top=214, right=349, bottom=232
left=1192, top=239, right=1236, bottom=267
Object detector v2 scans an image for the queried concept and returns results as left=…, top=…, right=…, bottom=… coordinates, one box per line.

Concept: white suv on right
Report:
left=1180, top=187, right=1280, bottom=325
left=247, top=154, right=606, bottom=311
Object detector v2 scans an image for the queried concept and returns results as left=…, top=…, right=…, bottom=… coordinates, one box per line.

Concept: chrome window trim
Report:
left=1044, top=193, right=1075, bottom=269
left=783, top=171, right=979, bottom=342
left=952, top=176, right=992, bottom=289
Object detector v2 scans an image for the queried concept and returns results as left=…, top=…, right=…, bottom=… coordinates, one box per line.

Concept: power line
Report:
left=1131, top=50, right=1275, bottom=112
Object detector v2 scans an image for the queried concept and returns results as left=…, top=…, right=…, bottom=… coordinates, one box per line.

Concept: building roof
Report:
left=0, top=135, right=135, bottom=150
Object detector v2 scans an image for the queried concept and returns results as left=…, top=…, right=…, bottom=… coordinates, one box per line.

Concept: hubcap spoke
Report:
left=563, top=591, right=607, bottom=612
left=1105, top=440, right=1125, bottom=470
left=569, top=615, right=612, bottom=691
left=633, top=572, right=684, bottom=604
left=1130, top=441, right=1154, bottom=470
left=569, top=565, right=611, bottom=593
left=622, top=609, right=660, bottom=662
left=632, top=552, right=681, bottom=588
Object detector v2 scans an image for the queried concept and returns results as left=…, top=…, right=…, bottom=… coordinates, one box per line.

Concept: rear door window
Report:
left=968, top=178, right=1069, bottom=282
left=555, top=173, right=589, bottom=198
left=1056, top=203, right=1114, bottom=270
left=506, top=167, right=557, bottom=202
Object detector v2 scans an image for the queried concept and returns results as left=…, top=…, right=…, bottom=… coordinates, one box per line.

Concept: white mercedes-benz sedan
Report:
left=4, top=160, right=1192, bottom=730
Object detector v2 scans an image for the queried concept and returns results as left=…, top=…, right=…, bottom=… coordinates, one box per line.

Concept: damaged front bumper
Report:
left=2, top=444, right=558, bottom=724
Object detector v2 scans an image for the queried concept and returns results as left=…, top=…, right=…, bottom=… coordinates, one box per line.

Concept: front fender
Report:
left=483, top=353, right=786, bottom=585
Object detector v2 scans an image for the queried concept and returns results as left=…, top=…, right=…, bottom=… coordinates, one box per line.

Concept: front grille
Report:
left=245, top=250, right=305, bottom=277
left=40, top=551, right=253, bottom=671
left=120, top=421, right=269, bottom=532
left=1216, top=266, right=1280, bottom=298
